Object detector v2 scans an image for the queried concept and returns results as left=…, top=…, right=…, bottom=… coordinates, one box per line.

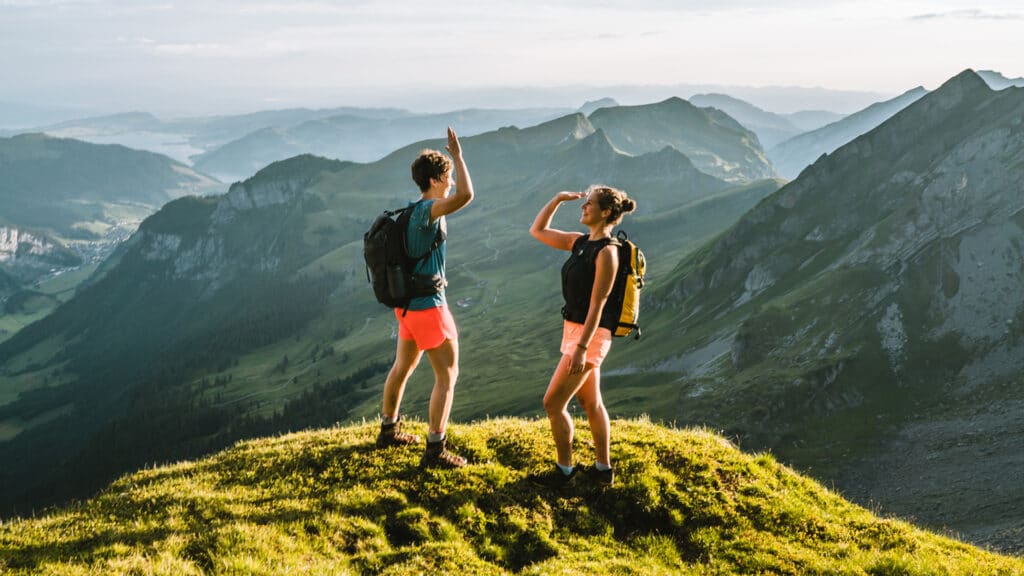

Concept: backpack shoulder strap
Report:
left=400, top=199, right=445, bottom=266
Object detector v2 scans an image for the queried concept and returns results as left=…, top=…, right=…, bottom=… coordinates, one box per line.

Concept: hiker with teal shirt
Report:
left=528, top=185, right=637, bottom=487
left=375, top=127, right=474, bottom=469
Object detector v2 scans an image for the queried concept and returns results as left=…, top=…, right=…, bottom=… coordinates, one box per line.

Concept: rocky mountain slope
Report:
left=589, top=97, right=776, bottom=182
left=644, top=69, right=1024, bottom=552
left=689, top=93, right=806, bottom=149
left=3, top=418, right=1021, bottom=575
left=767, top=87, right=928, bottom=179
left=978, top=69, right=1024, bottom=90
left=0, top=227, right=80, bottom=290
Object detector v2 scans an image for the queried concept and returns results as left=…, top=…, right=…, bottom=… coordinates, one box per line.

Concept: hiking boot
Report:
left=375, top=418, right=420, bottom=448
left=579, top=464, right=614, bottom=487
left=420, top=437, right=467, bottom=469
left=527, top=464, right=576, bottom=488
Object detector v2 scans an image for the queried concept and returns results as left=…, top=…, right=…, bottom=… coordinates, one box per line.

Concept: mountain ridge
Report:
left=589, top=97, right=776, bottom=182
left=767, top=86, right=929, bottom=179
left=689, top=93, right=807, bottom=149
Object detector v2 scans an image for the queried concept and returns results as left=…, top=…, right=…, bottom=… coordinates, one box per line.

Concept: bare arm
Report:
left=431, top=127, right=474, bottom=220
left=529, top=191, right=585, bottom=251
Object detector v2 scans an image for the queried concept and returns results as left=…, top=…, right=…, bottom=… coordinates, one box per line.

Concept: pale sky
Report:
left=1, top=0, right=1022, bottom=116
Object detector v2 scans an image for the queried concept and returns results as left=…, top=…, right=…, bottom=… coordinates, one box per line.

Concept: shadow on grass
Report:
left=3, top=525, right=173, bottom=571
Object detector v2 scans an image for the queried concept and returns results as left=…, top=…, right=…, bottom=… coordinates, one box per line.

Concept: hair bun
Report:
left=621, top=198, right=637, bottom=213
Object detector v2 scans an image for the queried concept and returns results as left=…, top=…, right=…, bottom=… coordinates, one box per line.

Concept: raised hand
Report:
left=446, top=127, right=462, bottom=158
left=555, top=191, right=586, bottom=203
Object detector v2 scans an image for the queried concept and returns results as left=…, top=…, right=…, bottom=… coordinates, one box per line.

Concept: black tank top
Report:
left=561, top=235, right=617, bottom=330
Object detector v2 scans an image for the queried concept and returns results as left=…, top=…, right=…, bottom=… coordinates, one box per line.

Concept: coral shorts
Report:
left=560, top=321, right=613, bottom=368
left=395, top=305, right=458, bottom=351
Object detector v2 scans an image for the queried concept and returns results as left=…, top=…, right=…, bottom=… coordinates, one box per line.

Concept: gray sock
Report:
left=427, top=431, right=445, bottom=443
left=382, top=415, right=399, bottom=426
left=556, top=462, right=574, bottom=475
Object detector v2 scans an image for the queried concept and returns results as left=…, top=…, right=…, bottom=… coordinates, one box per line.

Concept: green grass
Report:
left=69, top=220, right=113, bottom=237
left=0, top=264, right=99, bottom=344
left=0, top=313, right=47, bottom=347
left=2, top=418, right=1021, bottom=575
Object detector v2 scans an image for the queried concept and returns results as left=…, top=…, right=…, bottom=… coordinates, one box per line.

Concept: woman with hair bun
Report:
left=527, top=184, right=637, bottom=487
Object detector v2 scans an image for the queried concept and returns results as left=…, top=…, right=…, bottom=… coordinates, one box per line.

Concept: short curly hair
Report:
left=410, top=149, right=452, bottom=192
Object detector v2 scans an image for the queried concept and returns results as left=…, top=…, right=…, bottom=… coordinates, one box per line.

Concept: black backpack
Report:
left=364, top=200, right=445, bottom=312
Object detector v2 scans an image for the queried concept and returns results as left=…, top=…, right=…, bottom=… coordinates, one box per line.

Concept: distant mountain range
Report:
left=0, top=101, right=92, bottom=131
left=689, top=93, right=844, bottom=149
left=0, top=107, right=420, bottom=165
left=578, top=97, right=619, bottom=116
left=0, top=82, right=888, bottom=130
left=766, top=87, right=929, bottom=179
left=194, top=98, right=779, bottom=184
left=2, top=87, right=879, bottom=185
left=190, top=107, right=576, bottom=181
left=358, top=83, right=889, bottom=116
left=977, top=69, right=1024, bottom=90
left=649, top=69, right=1024, bottom=551
left=5, top=106, right=579, bottom=182
left=0, top=134, right=217, bottom=232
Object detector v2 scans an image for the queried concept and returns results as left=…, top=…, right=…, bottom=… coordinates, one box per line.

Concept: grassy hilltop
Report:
left=2, top=418, right=1021, bottom=575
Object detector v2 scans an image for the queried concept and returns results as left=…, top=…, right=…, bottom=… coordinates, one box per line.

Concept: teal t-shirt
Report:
left=405, top=199, right=446, bottom=310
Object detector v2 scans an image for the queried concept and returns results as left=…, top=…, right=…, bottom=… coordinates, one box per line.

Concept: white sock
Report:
left=556, top=462, right=574, bottom=475
left=595, top=462, right=612, bottom=471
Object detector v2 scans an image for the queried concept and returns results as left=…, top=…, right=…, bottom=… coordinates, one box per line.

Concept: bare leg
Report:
left=542, top=355, right=592, bottom=467
left=424, top=338, right=458, bottom=435
left=381, top=337, right=422, bottom=419
left=575, top=366, right=610, bottom=466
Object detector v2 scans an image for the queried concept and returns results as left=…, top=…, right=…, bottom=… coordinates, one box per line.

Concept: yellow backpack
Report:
left=608, top=230, right=646, bottom=339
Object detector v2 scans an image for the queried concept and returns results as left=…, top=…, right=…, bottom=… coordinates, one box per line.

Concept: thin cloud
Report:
left=150, top=42, right=308, bottom=59
left=0, top=0, right=170, bottom=7
left=910, top=9, right=1023, bottom=21
left=152, top=43, right=239, bottom=57
left=0, top=0, right=97, bottom=5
